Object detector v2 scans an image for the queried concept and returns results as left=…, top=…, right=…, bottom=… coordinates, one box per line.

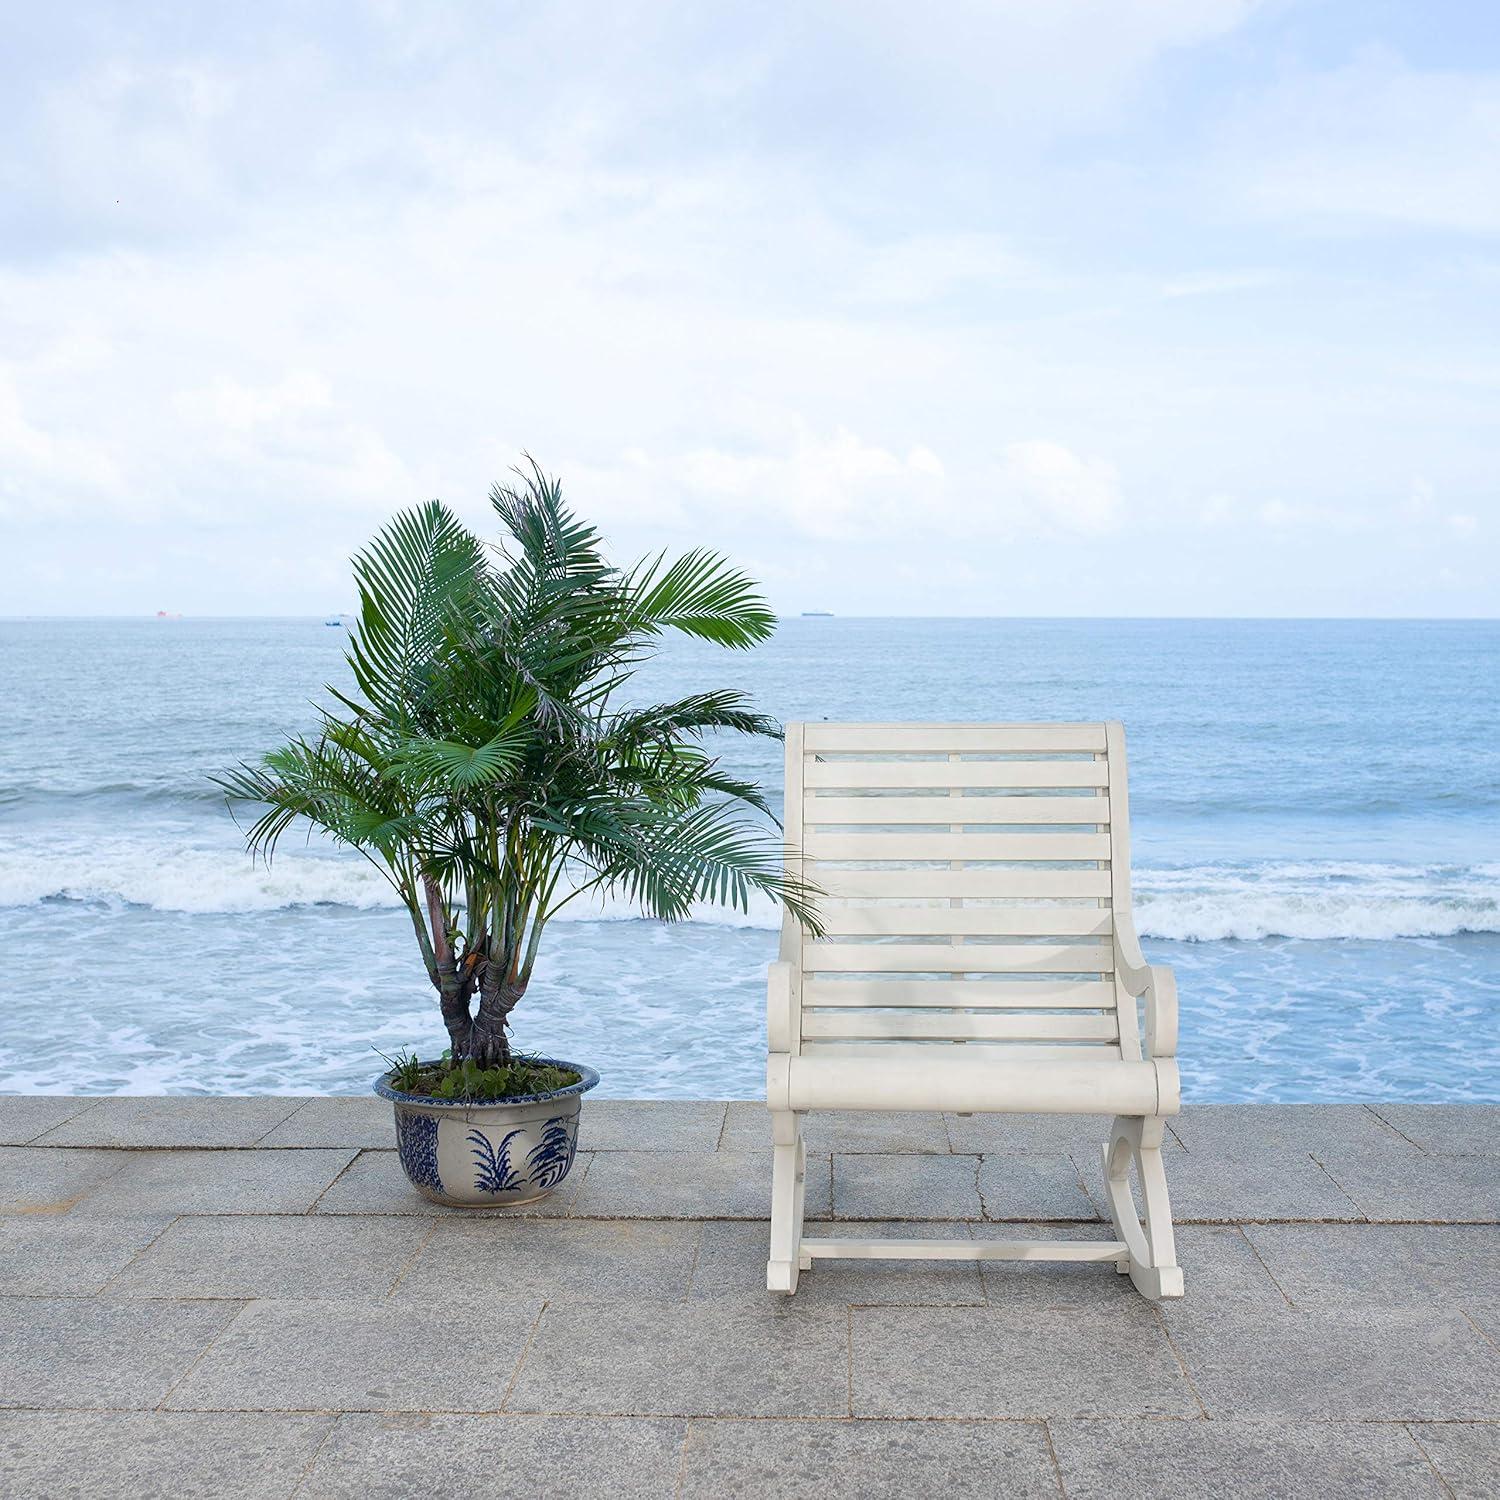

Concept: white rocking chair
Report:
left=766, top=721, right=1183, bottom=1301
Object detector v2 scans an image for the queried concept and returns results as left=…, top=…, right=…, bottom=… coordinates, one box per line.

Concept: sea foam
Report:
left=2, top=842, right=1497, bottom=941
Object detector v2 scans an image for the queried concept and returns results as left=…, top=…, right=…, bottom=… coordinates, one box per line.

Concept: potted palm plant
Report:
left=218, top=463, right=816, bottom=1206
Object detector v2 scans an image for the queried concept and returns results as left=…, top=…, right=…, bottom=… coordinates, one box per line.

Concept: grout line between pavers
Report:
left=1152, top=1305, right=1209, bottom=1421
left=251, top=1098, right=314, bottom=1147
left=152, top=1298, right=253, bottom=1412
left=498, top=1299, right=550, bottom=1413
left=1304, top=1151, right=1372, bottom=1223
left=1365, top=1104, right=1427, bottom=1154
left=1459, top=1308, right=1497, bottom=1354
left=302, top=1150, right=365, bottom=1216
left=673, top=1418, right=696, bottom=1498
left=1039, top=1417, right=1069, bottom=1498
left=384, top=1219, right=441, bottom=1298
left=1403, top=1422, right=1460, bottom=1500
left=285, top=1410, right=342, bottom=1499
left=1234, top=1225, right=1295, bottom=1309
left=95, top=1214, right=186, bottom=1297
left=15, top=1098, right=101, bottom=1145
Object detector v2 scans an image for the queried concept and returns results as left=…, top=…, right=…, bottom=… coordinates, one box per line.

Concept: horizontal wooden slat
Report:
left=803, top=723, right=1107, bottom=753
left=819, top=869, right=1113, bottom=899
left=817, top=907, right=1113, bottom=937
left=805, top=796, right=1108, bottom=826
left=801, top=1237, right=1128, bottom=1263
left=802, top=979, right=1117, bottom=1008
left=795, top=1042, right=1126, bottom=1064
left=804, top=760, right=1110, bottom=789
left=804, top=943, right=1114, bottom=973
left=803, top=1012, right=1120, bottom=1043
left=806, top=833, right=1111, bottom=861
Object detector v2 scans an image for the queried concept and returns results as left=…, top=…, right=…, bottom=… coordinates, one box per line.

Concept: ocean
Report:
left=1, top=617, right=1497, bottom=1101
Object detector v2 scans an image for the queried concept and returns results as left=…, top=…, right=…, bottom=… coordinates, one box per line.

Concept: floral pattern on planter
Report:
left=469, top=1127, right=525, bottom=1194
left=526, top=1115, right=577, bottom=1190
left=395, top=1110, right=444, bottom=1196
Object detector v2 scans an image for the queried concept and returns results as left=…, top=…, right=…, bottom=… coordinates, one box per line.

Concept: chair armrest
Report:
left=1113, top=915, right=1177, bottom=1059
left=767, top=960, right=799, bottom=1055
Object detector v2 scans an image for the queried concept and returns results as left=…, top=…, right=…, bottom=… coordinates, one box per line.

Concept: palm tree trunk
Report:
left=470, top=951, right=526, bottom=1064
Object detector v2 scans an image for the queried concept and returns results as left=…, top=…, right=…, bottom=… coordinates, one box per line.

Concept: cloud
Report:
left=1225, top=49, right=1500, bottom=234
left=995, top=441, right=1123, bottom=535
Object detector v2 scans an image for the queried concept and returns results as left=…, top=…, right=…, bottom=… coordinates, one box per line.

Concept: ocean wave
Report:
left=1, top=844, right=1497, bottom=940
left=1134, top=864, right=1500, bottom=942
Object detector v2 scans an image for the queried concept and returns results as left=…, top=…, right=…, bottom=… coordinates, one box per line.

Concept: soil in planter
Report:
left=385, top=1054, right=581, bottom=1103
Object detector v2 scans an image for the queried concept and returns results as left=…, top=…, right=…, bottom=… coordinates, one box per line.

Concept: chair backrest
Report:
left=785, top=721, right=1140, bottom=1063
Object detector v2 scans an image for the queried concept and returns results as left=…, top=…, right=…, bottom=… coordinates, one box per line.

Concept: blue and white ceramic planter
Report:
left=374, top=1057, right=600, bottom=1208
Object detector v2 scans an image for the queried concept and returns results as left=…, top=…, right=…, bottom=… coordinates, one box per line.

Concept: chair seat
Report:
left=784, top=1050, right=1178, bottom=1116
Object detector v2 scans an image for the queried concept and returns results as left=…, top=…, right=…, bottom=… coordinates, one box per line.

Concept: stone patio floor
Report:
left=0, top=1097, right=1496, bottom=1498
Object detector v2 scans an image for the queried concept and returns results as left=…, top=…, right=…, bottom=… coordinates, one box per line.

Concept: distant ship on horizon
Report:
left=800, top=610, right=834, bottom=617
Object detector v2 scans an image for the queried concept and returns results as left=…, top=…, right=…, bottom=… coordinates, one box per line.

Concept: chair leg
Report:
left=1102, top=1115, right=1185, bottom=1301
left=767, top=1111, right=806, bottom=1294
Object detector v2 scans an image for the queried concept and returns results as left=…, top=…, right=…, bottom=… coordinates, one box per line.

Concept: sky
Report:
left=1, top=1, right=1497, bottom=617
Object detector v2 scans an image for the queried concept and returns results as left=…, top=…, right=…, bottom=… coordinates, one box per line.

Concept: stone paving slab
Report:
left=832, top=1150, right=983, bottom=1220
left=721, top=1101, right=951, bottom=1154
left=1048, top=1417, right=1448, bottom=1500
left=68, top=1148, right=358, bottom=1218
left=0, top=1215, right=175, bottom=1296
left=1161, top=1305, right=1500, bottom=1421
left=1409, top=1422, right=1500, bottom=1498
left=508, top=1299, right=852, bottom=1418
left=0, top=1144, right=129, bottom=1214
left=690, top=1219, right=987, bottom=1306
left=1168, top=1103, right=1416, bottom=1157
left=299, top=1412, right=688, bottom=1499
left=1372, top=1103, right=1500, bottom=1157
left=679, top=1417, right=1061, bottom=1498
left=167, top=1297, right=543, bottom=1413
left=1158, top=1146, right=1365, bottom=1222
left=393, top=1217, right=701, bottom=1304
left=0, top=1410, right=335, bottom=1500
left=32, top=1095, right=303, bottom=1149
left=256, top=1095, right=394, bottom=1149
left=0, top=1094, right=97, bottom=1145
left=1316, top=1146, right=1500, bottom=1223
left=584, top=1099, right=728, bottom=1152
left=0, top=1295, right=242, bottom=1410
left=945, top=1110, right=1182, bottom=1157
left=107, top=1213, right=433, bottom=1301
left=568, top=1148, right=833, bottom=1220
left=850, top=1302, right=1199, bottom=1419
left=970, top=1223, right=1291, bottom=1311
left=1244, top=1222, right=1500, bottom=1308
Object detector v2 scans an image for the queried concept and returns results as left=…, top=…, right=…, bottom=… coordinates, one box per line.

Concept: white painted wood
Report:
left=766, top=720, right=1180, bottom=1303
left=803, top=943, right=1114, bottom=973
left=805, top=796, right=1109, bottom=825
left=802, top=978, right=1118, bottom=1008
left=820, top=869, right=1113, bottom=898
left=766, top=961, right=797, bottom=1054
left=805, top=831, right=1112, bottom=860
left=816, top=907, right=1113, bottom=937
left=804, top=723, right=1108, bottom=752
left=800, top=1237, right=1129, bottom=1262
left=804, top=760, right=1110, bottom=788
left=802, top=1012, right=1119, bottom=1042
left=784, top=1053, right=1163, bottom=1113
